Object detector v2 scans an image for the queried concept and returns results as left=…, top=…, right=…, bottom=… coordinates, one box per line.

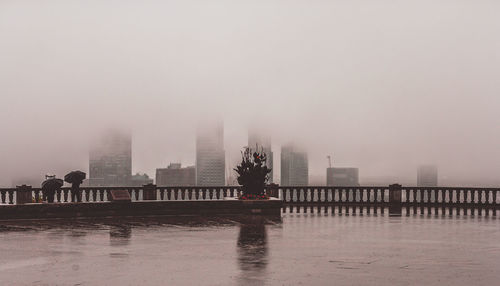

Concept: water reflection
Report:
left=109, top=224, right=132, bottom=246
left=237, top=216, right=269, bottom=285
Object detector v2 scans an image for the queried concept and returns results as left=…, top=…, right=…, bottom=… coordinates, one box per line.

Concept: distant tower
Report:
left=196, top=121, right=226, bottom=186
left=248, top=129, right=273, bottom=183
left=89, top=130, right=132, bottom=186
left=281, top=144, right=308, bottom=186
left=417, top=165, right=438, bottom=187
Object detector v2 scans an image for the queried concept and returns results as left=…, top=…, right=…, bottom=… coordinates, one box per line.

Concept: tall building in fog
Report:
left=89, top=130, right=132, bottom=186
left=417, top=165, right=438, bottom=187
left=156, top=163, right=196, bottom=186
left=281, top=144, right=308, bottom=186
left=248, top=129, right=273, bottom=183
left=327, top=168, right=359, bottom=186
left=196, top=122, right=225, bottom=186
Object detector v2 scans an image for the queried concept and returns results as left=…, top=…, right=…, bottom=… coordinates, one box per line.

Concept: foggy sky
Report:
left=1, top=0, right=499, bottom=187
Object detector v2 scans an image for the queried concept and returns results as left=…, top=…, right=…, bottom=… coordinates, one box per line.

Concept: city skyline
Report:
left=1, top=2, right=500, bottom=187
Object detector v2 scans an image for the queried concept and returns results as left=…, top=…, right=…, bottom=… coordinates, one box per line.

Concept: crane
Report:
left=327, top=155, right=332, bottom=168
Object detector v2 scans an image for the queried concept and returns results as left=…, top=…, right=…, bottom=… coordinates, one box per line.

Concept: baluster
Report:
left=55, top=190, right=61, bottom=202
left=464, top=189, right=469, bottom=204
left=100, top=190, right=105, bottom=201
left=478, top=190, right=483, bottom=205
left=34, top=189, right=41, bottom=203
left=187, top=188, right=192, bottom=200
left=471, top=189, right=476, bottom=204
left=91, top=189, right=96, bottom=201
left=158, top=189, right=164, bottom=200
left=1, top=190, right=6, bottom=204
left=134, top=189, right=140, bottom=201
left=8, top=189, right=14, bottom=204
left=486, top=190, right=491, bottom=204
left=62, top=189, right=68, bottom=202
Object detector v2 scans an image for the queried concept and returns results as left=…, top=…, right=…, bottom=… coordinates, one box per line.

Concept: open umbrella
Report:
left=41, top=176, right=63, bottom=203
left=42, top=177, right=64, bottom=190
left=64, top=170, right=86, bottom=184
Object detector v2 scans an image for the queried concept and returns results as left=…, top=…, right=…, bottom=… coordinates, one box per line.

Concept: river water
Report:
left=0, top=211, right=499, bottom=285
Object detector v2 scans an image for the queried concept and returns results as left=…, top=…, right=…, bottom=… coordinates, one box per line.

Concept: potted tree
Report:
left=234, top=146, right=272, bottom=200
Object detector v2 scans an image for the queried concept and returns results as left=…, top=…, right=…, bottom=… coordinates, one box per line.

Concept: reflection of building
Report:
left=248, top=130, right=273, bottom=183
left=156, top=163, right=196, bottom=186
left=327, top=168, right=359, bottom=186
left=196, top=122, right=225, bottom=186
left=89, top=130, right=132, bottom=186
left=417, top=165, right=438, bottom=187
left=130, top=173, right=153, bottom=186
left=280, top=144, right=308, bottom=186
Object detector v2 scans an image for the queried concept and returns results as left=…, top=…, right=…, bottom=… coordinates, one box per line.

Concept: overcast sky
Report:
left=1, top=0, right=499, bottom=187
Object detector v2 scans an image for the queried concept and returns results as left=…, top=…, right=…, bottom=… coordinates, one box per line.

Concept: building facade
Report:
left=417, top=165, right=438, bottom=187
left=326, top=168, right=359, bottom=186
left=196, top=121, right=225, bottom=186
left=281, top=144, right=308, bottom=186
left=248, top=129, right=273, bottom=183
left=89, top=130, right=132, bottom=186
left=156, top=163, right=196, bottom=186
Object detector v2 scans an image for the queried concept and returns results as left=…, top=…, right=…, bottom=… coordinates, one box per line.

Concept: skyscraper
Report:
left=196, top=121, right=225, bottom=186
left=248, top=129, right=273, bottom=183
left=417, top=165, right=438, bottom=187
left=281, top=144, right=308, bottom=186
left=89, top=130, right=132, bottom=186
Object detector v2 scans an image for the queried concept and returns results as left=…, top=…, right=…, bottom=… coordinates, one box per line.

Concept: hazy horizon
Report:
left=1, top=0, right=499, bottom=187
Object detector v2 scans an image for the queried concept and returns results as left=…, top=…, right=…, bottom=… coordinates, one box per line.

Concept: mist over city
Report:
left=1, top=1, right=499, bottom=188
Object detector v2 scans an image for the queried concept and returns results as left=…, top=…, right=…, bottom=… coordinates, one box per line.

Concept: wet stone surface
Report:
left=0, top=212, right=499, bottom=285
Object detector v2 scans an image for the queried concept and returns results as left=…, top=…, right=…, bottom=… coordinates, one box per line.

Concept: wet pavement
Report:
left=0, top=211, right=499, bottom=285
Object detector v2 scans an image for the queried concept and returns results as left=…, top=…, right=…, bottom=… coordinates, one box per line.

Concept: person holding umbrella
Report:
left=64, top=170, right=86, bottom=203
left=41, top=175, right=64, bottom=203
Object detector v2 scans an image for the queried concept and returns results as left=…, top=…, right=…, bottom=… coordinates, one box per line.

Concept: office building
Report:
left=156, top=163, right=196, bottom=186
left=196, top=121, right=225, bottom=186
left=417, top=165, right=438, bottom=187
left=89, top=130, right=132, bottom=186
left=281, top=144, right=308, bottom=186
left=327, top=168, right=359, bottom=186
left=130, top=173, right=153, bottom=186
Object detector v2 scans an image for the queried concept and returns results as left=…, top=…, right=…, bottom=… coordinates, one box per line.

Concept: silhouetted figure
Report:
left=41, top=175, right=63, bottom=203
left=64, top=171, right=86, bottom=203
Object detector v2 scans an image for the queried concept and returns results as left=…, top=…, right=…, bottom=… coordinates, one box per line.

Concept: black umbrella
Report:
left=42, top=177, right=64, bottom=190
left=64, top=170, right=86, bottom=184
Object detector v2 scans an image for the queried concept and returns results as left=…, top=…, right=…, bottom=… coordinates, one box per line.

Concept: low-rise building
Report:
left=156, top=163, right=196, bottom=186
left=326, top=168, right=359, bottom=186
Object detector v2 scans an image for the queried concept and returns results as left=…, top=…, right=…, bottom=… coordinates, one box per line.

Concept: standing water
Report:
left=0, top=211, right=499, bottom=285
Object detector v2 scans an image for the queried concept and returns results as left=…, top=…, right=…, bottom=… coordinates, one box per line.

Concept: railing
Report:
left=279, top=186, right=389, bottom=205
left=0, top=185, right=244, bottom=205
left=1, top=184, right=499, bottom=216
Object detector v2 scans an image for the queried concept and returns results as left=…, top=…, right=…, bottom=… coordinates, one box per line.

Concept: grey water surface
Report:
left=0, top=211, right=499, bottom=285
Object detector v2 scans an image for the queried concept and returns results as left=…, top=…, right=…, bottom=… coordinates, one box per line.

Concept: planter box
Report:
left=224, top=197, right=282, bottom=216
